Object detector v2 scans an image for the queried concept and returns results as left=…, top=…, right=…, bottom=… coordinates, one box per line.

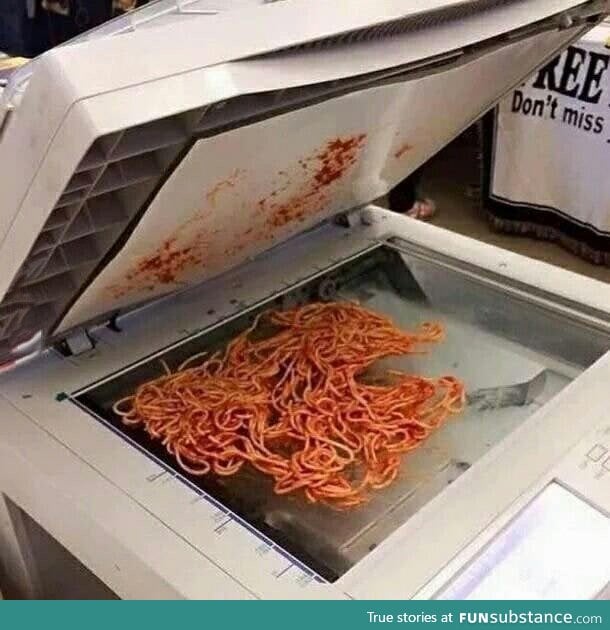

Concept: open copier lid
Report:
left=0, top=0, right=608, bottom=369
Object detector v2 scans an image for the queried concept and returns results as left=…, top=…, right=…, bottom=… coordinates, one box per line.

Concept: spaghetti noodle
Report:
left=113, top=302, right=464, bottom=508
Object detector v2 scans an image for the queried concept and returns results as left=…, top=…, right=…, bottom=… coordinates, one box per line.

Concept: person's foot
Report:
left=406, top=198, right=436, bottom=220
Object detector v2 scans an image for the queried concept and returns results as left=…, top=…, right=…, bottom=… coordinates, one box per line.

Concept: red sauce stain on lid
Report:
left=394, top=141, right=413, bottom=159
left=258, top=133, right=367, bottom=231
left=106, top=133, right=367, bottom=300
left=106, top=170, right=247, bottom=298
left=314, top=135, right=366, bottom=187
left=109, top=231, right=211, bottom=299
left=127, top=239, right=196, bottom=285
left=107, top=218, right=214, bottom=299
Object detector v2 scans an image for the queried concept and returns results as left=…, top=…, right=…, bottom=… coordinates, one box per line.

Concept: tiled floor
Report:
left=409, top=142, right=610, bottom=285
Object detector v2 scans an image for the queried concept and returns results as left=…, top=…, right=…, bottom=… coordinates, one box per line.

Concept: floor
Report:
left=409, top=140, right=610, bottom=285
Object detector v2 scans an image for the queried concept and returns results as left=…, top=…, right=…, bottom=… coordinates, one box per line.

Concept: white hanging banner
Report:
left=489, top=21, right=610, bottom=261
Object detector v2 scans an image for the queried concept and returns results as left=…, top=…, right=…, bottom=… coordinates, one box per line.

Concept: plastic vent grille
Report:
left=0, top=115, right=192, bottom=355
left=255, top=0, right=522, bottom=56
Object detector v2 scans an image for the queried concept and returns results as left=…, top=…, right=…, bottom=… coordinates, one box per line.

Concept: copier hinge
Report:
left=59, top=329, right=96, bottom=357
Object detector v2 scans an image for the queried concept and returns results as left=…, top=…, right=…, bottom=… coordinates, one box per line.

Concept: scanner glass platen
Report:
left=75, top=241, right=610, bottom=582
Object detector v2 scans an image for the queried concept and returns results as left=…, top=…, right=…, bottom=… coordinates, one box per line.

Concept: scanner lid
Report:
left=0, top=0, right=606, bottom=366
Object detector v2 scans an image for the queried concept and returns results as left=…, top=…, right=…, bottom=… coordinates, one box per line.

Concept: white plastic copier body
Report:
left=0, top=0, right=608, bottom=600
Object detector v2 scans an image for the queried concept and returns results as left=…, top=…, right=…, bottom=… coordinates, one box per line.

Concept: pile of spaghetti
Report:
left=114, top=302, right=464, bottom=508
